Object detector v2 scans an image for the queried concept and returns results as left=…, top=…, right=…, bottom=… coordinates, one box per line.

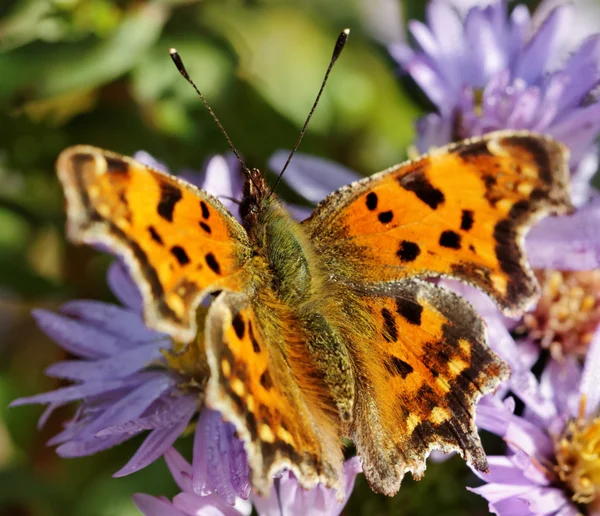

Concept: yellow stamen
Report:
left=554, top=396, right=600, bottom=505
left=523, top=270, right=600, bottom=360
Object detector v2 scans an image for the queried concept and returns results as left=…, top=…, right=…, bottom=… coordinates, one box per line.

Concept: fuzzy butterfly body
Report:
left=56, top=130, right=572, bottom=498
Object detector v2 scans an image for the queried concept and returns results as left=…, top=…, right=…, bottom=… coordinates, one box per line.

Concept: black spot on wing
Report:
left=232, top=312, right=245, bottom=340
left=200, top=200, right=210, bottom=219
left=384, top=356, right=413, bottom=379
left=396, top=297, right=422, bottom=326
left=366, top=192, right=378, bottom=211
left=260, top=370, right=273, bottom=390
left=397, top=240, right=421, bottom=262
left=378, top=211, right=394, bottom=224
left=205, top=252, right=221, bottom=275
left=171, top=246, right=190, bottom=266
left=105, top=156, right=130, bottom=175
left=148, top=226, right=164, bottom=245
left=157, top=183, right=182, bottom=222
left=461, top=210, right=474, bottom=231
left=440, top=230, right=461, bottom=249
left=248, top=321, right=261, bottom=353
left=200, top=221, right=212, bottom=234
left=381, top=308, right=398, bottom=342
left=398, top=168, right=445, bottom=210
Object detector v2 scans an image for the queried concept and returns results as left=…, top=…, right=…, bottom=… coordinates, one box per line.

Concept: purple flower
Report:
left=133, top=450, right=361, bottom=516
left=392, top=0, right=600, bottom=204
left=11, top=154, right=250, bottom=504
left=472, top=321, right=600, bottom=515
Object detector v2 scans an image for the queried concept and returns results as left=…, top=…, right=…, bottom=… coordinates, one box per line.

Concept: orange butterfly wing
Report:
left=349, top=280, right=507, bottom=494
left=56, top=146, right=250, bottom=342
left=302, top=130, right=572, bottom=494
left=204, top=291, right=344, bottom=496
left=305, top=131, right=573, bottom=315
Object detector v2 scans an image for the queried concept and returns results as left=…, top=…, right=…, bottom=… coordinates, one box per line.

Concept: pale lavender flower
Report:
left=11, top=154, right=250, bottom=504
left=472, top=324, right=600, bottom=515
left=391, top=0, right=600, bottom=204
left=252, top=457, right=362, bottom=516
left=133, top=449, right=361, bottom=516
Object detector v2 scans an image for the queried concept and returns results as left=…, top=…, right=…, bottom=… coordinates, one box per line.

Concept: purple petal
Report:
left=173, top=492, right=250, bottom=516
left=508, top=369, right=558, bottom=425
left=476, top=395, right=515, bottom=436
left=550, top=102, right=600, bottom=163
left=400, top=53, right=454, bottom=111
left=56, top=433, right=132, bottom=457
left=476, top=493, right=536, bottom=516
left=505, top=416, right=554, bottom=460
left=514, top=6, right=569, bottom=83
left=526, top=195, right=600, bottom=270
left=464, top=6, right=508, bottom=86
left=580, top=324, right=600, bottom=416
left=415, top=113, right=453, bottom=152
left=201, top=155, right=244, bottom=215
left=570, top=153, right=599, bottom=207
left=57, top=376, right=176, bottom=452
left=32, top=309, right=118, bottom=359
left=107, top=261, right=143, bottom=312
left=471, top=455, right=536, bottom=486
left=269, top=152, right=360, bottom=205
left=193, top=408, right=250, bottom=503
left=539, top=357, right=581, bottom=419
left=510, top=450, right=552, bottom=487
left=555, top=504, right=580, bottom=516
left=113, top=395, right=196, bottom=476
left=96, top=397, right=196, bottom=436
left=132, top=493, right=188, bottom=516
left=164, top=447, right=193, bottom=492
left=424, top=0, right=467, bottom=91
left=59, top=300, right=161, bottom=343
left=557, top=34, right=600, bottom=111
left=469, top=482, right=533, bottom=505
left=45, top=341, right=166, bottom=381
left=516, top=486, right=570, bottom=514
left=10, top=375, right=149, bottom=407
left=253, top=457, right=361, bottom=516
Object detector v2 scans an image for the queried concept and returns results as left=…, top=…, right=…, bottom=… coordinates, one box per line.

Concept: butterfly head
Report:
left=240, top=168, right=270, bottom=229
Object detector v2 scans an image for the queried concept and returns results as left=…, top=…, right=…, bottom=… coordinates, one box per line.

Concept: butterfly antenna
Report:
left=269, top=28, right=349, bottom=197
left=169, top=48, right=257, bottom=188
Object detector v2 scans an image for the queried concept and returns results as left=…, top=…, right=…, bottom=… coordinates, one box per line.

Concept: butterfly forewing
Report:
left=56, top=146, right=250, bottom=342
left=305, top=131, right=573, bottom=315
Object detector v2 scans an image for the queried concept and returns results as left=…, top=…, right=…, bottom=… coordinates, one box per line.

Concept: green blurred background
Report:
left=0, top=1, right=552, bottom=515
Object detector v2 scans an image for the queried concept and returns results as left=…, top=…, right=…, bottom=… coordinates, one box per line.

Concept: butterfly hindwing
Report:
left=204, top=291, right=344, bottom=496
left=349, top=279, right=508, bottom=495
left=57, top=146, right=250, bottom=342
left=305, top=131, right=573, bottom=315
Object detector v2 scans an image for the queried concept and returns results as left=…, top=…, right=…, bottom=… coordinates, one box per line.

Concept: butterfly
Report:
left=56, top=130, right=572, bottom=498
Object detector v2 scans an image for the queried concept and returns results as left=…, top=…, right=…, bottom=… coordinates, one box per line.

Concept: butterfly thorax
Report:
left=243, top=194, right=358, bottom=424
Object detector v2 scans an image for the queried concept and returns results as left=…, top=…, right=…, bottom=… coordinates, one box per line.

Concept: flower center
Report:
left=555, top=401, right=600, bottom=505
left=522, top=270, right=600, bottom=360
left=162, top=307, right=210, bottom=390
